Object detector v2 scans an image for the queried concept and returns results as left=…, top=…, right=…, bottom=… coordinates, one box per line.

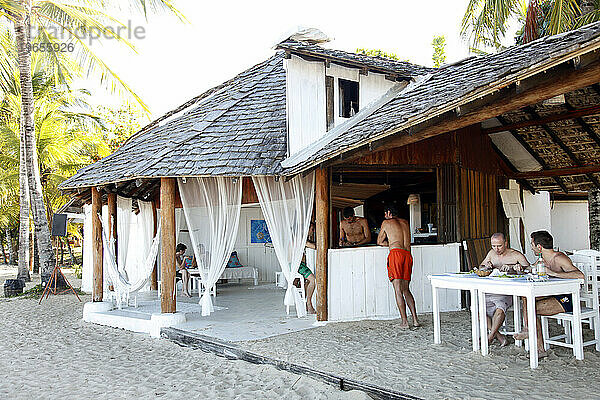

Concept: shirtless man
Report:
left=479, top=233, right=530, bottom=346
left=339, top=206, right=371, bottom=247
left=513, top=230, right=584, bottom=356
left=377, top=205, right=419, bottom=328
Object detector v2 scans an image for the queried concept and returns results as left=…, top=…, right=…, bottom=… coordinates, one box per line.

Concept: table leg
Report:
left=470, top=289, right=479, bottom=352
left=513, top=295, right=522, bottom=347
left=479, top=290, right=488, bottom=356
left=527, top=293, right=538, bottom=369
left=432, top=285, right=441, bottom=344
left=572, top=290, right=584, bottom=360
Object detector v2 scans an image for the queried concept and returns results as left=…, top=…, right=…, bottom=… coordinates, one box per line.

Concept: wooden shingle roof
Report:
left=60, top=53, right=288, bottom=189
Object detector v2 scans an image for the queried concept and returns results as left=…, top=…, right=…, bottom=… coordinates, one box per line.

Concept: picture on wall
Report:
left=250, top=219, right=271, bottom=243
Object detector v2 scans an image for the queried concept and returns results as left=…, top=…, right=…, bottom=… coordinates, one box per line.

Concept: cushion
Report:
left=226, top=251, right=244, bottom=268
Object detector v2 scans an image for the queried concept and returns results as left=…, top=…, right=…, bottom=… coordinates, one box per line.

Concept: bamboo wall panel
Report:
left=458, top=168, right=501, bottom=240
left=436, top=165, right=459, bottom=243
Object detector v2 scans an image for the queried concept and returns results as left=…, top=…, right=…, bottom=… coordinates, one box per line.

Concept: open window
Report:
left=339, top=78, right=359, bottom=118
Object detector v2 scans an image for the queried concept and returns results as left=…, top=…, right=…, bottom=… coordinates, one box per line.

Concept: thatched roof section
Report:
left=60, top=53, right=288, bottom=190
left=282, top=22, right=600, bottom=184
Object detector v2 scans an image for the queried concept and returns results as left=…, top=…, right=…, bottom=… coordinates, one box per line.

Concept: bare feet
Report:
left=412, top=317, right=421, bottom=327
left=513, top=329, right=529, bottom=341
left=497, top=333, right=508, bottom=347
left=399, top=320, right=410, bottom=329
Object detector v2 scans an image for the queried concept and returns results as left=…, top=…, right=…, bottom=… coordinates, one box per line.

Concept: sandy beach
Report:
left=0, top=265, right=358, bottom=400
left=242, top=312, right=600, bottom=400
left=4, top=263, right=600, bottom=399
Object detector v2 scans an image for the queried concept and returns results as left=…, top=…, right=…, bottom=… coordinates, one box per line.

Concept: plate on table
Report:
left=490, top=273, right=526, bottom=279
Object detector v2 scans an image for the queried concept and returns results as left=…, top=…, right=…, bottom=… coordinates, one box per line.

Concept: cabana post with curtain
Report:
left=62, top=24, right=600, bottom=337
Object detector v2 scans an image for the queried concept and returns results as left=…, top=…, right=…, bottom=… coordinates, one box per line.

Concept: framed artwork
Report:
left=250, top=219, right=271, bottom=243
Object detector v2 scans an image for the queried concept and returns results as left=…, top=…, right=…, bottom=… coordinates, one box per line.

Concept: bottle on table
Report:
left=537, top=254, right=546, bottom=277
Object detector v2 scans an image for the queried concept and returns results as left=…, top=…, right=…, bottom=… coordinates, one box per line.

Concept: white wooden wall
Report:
left=551, top=200, right=590, bottom=251
left=285, top=55, right=326, bottom=156
left=359, top=71, right=396, bottom=109
left=285, top=57, right=398, bottom=156
left=234, top=205, right=280, bottom=283
left=328, top=244, right=461, bottom=321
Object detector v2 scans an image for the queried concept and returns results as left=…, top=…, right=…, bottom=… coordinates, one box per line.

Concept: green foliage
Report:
left=462, top=0, right=600, bottom=52
left=95, top=103, right=147, bottom=153
left=355, top=48, right=410, bottom=63
left=431, top=35, right=447, bottom=68
left=73, top=263, right=82, bottom=279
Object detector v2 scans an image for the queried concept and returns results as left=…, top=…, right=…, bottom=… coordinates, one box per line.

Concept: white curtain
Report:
left=252, top=172, right=315, bottom=318
left=117, top=196, right=132, bottom=277
left=178, top=177, right=242, bottom=316
left=125, top=200, right=155, bottom=291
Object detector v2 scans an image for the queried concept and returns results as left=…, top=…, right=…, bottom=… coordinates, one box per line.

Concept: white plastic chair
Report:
left=286, top=272, right=307, bottom=315
left=541, top=255, right=600, bottom=352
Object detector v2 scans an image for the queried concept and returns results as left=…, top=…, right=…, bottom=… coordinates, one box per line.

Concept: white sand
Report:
left=242, top=312, right=600, bottom=400
left=0, top=266, right=351, bottom=399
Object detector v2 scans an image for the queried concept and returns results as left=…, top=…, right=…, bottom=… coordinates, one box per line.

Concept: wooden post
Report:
left=107, top=193, right=118, bottom=266
left=160, top=178, right=176, bottom=313
left=150, top=200, right=159, bottom=290
left=315, top=167, right=329, bottom=321
left=91, top=187, right=103, bottom=302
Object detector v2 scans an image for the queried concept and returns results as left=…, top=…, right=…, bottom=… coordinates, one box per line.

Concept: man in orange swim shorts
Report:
left=377, top=205, right=420, bottom=328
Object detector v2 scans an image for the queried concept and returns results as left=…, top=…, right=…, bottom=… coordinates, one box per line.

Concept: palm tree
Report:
left=462, top=0, right=600, bottom=51
left=1, top=0, right=184, bottom=280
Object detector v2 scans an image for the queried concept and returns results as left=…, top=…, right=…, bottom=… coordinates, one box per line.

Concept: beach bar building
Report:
left=60, top=24, right=600, bottom=334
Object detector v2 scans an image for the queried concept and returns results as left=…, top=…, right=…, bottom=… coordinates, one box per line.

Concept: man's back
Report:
left=381, top=217, right=410, bottom=251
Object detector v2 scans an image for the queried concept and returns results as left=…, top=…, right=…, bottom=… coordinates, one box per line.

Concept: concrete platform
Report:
left=82, top=283, right=318, bottom=342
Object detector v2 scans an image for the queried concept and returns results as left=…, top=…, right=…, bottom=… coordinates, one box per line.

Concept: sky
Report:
left=82, top=0, right=514, bottom=120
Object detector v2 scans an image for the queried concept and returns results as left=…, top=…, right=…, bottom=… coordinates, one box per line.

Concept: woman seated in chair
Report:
left=175, top=243, right=194, bottom=297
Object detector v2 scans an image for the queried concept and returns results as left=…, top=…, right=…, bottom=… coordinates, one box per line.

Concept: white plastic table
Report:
left=428, top=273, right=583, bottom=369
left=428, top=274, right=484, bottom=352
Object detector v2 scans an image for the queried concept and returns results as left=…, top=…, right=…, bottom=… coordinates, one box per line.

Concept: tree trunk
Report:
left=14, top=0, right=55, bottom=283
left=589, top=188, right=600, bottom=251
left=0, top=235, right=8, bottom=264
left=6, top=230, right=16, bottom=265
left=17, top=133, right=31, bottom=281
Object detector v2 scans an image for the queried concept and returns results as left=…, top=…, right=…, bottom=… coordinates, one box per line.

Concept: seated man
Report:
left=514, top=230, right=584, bottom=356
left=175, top=243, right=192, bottom=297
left=339, top=206, right=371, bottom=247
left=479, top=232, right=530, bottom=346
left=299, top=222, right=317, bottom=314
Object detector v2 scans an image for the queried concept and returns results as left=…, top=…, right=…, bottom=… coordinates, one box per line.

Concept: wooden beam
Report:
left=512, top=164, right=600, bottom=178
left=91, top=187, right=103, bottom=302
left=482, top=104, right=600, bottom=134
left=495, top=115, right=569, bottom=193
left=160, top=177, right=176, bottom=313
left=328, top=55, right=600, bottom=167
left=107, top=193, right=118, bottom=267
left=315, top=167, right=329, bottom=322
left=523, top=106, right=600, bottom=189
left=150, top=199, right=158, bottom=291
